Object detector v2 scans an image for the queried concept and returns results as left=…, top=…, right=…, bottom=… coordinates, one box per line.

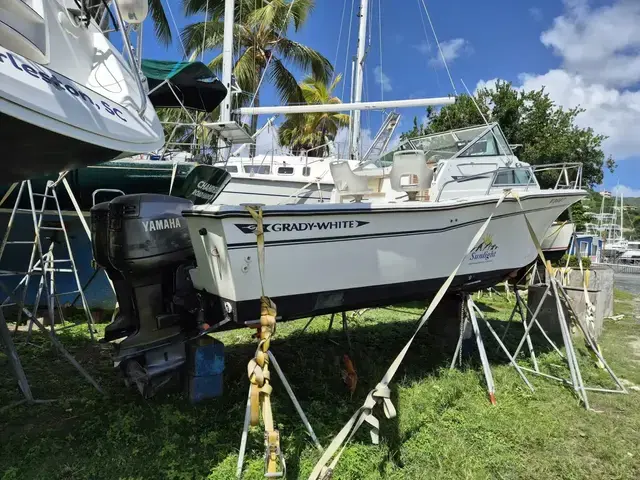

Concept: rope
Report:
left=331, top=0, right=349, bottom=85
left=161, top=0, right=188, bottom=59
left=243, top=206, right=284, bottom=477
left=377, top=0, right=383, bottom=102
left=418, top=0, right=458, bottom=95
left=201, top=0, right=209, bottom=62
left=308, top=190, right=512, bottom=480
left=340, top=0, right=357, bottom=101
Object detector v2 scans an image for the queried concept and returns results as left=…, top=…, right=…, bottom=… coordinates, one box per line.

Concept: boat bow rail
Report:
left=434, top=162, right=584, bottom=202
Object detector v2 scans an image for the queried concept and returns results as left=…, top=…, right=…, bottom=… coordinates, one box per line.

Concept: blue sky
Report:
left=135, top=0, right=640, bottom=195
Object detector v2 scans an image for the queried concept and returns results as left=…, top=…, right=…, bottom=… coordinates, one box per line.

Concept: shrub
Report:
left=557, top=254, right=591, bottom=269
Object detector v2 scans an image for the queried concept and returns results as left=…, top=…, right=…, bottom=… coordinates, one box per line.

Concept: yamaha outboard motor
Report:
left=90, top=202, right=136, bottom=342
left=96, top=193, right=202, bottom=396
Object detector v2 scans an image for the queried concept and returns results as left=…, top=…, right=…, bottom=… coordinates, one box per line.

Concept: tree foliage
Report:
left=402, top=80, right=616, bottom=188
left=181, top=0, right=333, bottom=148
left=277, top=75, right=349, bottom=155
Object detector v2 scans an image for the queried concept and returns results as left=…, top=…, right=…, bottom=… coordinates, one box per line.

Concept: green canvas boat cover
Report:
left=142, top=59, right=227, bottom=112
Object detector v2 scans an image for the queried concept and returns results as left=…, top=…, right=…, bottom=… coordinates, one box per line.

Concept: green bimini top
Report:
left=141, top=59, right=227, bottom=112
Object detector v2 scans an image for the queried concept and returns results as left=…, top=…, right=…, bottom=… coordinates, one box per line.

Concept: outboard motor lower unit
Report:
left=91, top=194, right=203, bottom=397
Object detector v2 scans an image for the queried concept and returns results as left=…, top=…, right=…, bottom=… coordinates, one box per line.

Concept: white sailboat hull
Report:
left=184, top=190, right=584, bottom=324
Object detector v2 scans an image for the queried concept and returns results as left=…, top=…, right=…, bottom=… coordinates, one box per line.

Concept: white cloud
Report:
left=475, top=78, right=500, bottom=94
left=540, top=0, right=640, bottom=88
left=476, top=0, right=640, bottom=161
left=529, top=7, right=543, bottom=22
left=518, top=69, right=640, bottom=159
left=373, top=65, right=392, bottom=92
left=413, top=41, right=431, bottom=55
left=612, top=184, right=640, bottom=198
left=429, top=38, right=471, bottom=67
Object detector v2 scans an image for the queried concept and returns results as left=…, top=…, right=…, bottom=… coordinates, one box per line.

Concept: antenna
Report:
left=461, top=79, right=488, bottom=125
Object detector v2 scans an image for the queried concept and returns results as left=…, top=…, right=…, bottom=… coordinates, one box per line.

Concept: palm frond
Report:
left=148, top=0, right=172, bottom=45
left=268, top=58, right=305, bottom=105
left=181, top=21, right=226, bottom=57
left=276, top=39, right=333, bottom=83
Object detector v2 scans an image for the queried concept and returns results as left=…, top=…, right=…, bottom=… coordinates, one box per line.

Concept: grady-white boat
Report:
left=183, top=124, right=586, bottom=324
left=0, top=0, right=164, bottom=182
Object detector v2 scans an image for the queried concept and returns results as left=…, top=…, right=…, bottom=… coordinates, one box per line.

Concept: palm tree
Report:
left=88, top=0, right=172, bottom=45
left=180, top=0, right=333, bottom=145
left=278, top=74, right=349, bottom=156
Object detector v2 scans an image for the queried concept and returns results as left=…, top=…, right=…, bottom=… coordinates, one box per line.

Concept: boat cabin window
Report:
left=277, top=166, right=295, bottom=175
left=302, top=166, right=311, bottom=176
left=458, top=131, right=499, bottom=157
left=492, top=168, right=534, bottom=186
left=222, top=165, right=238, bottom=173
left=244, top=165, right=270, bottom=174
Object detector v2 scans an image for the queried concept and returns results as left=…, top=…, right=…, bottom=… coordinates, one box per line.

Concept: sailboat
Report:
left=0, top=0, right=165, bottom=182
left=205, top=0, right=409, bottom=205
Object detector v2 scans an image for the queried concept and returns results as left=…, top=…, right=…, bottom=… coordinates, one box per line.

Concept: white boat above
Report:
left=0, top=0, right=165, bottom=182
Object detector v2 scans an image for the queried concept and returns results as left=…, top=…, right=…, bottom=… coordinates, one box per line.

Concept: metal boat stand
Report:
left=450, top=294, right=535, bottom=405
left=299, top=312, right=354, bottom=351
left=0, top=175, right=97, bottom=340
left=236, top=349, right=323, bottom=478
left=496, top=273, right=627, bottom=409
left=0, top=283, right=104, bottom=412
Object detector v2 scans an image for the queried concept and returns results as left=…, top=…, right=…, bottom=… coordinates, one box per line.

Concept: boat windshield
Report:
left=357, top=123, right=512, bottom=170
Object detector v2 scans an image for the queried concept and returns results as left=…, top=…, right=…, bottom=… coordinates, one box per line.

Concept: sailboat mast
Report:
left=219, top=0, right=235, bottom=123
left=621, top=192, right=624, bottom=238
left=350, top=0, right=369, bottom=160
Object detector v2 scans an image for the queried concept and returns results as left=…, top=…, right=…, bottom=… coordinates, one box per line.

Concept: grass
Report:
left=1, top=288, right=639, bottom=480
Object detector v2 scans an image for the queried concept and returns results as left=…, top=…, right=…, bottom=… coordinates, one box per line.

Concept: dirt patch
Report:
left=628, top=336, right=640, bottom=360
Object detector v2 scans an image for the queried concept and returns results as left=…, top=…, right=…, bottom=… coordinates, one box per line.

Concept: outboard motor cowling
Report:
left=90, top=201, right=136, bottom=342
left=108, top=194, right=194, bottom=274
left=94, top=193, right=203, bottom=397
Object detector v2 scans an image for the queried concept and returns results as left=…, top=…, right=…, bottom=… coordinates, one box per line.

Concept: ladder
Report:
left=361, top=112, right=401, bottom=163
left=0, top=175, right=96, bottom=340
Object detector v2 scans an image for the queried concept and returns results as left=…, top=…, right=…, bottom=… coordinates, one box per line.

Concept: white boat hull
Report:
left=184, top=190, right=584, bottom=324
left=541, top=222, right=575, bottom=259
left=0, top=1, right=164, bottom=182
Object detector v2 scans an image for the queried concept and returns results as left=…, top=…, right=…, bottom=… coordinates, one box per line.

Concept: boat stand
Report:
left=450, top=294, right=535, bottom=405
left=0, top=175, right=97, bottom=340
left=0, top=282, right=104, bottom=412
left=236, top=349, right=323, bottom=479
left=299, top=312, right=353, bottom=351
left=500, top=274, right=627, bottom=409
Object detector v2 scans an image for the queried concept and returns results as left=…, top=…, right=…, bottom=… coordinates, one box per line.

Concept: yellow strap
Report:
left=243, top=205, right=284, bottom=476
left=0, top=182, right=17, bottom=208
left=246, top=206, right=266, bottom=297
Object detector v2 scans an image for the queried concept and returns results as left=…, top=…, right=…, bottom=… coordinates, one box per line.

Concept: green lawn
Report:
left=1, top=289, right=639, bottom=480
